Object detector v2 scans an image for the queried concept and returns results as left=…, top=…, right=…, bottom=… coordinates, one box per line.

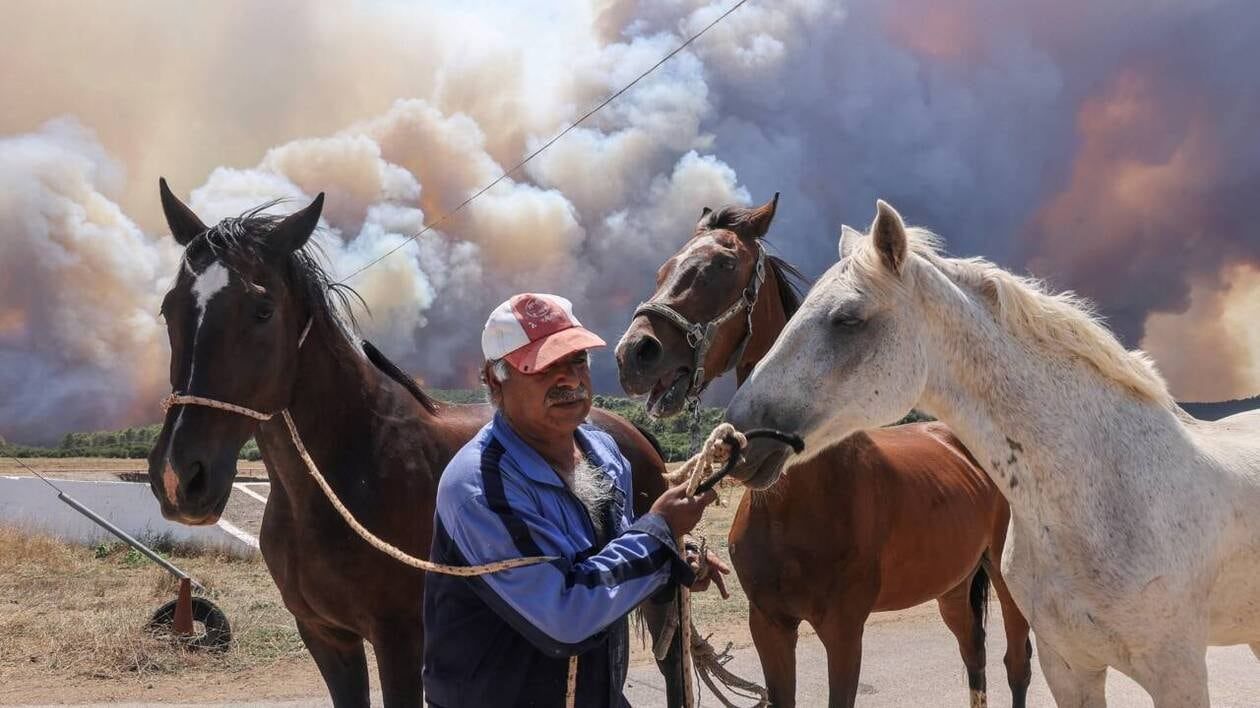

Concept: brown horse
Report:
left=616, top=195, right=1033, bottom=707
left=146, top=181, right=689, bottom=707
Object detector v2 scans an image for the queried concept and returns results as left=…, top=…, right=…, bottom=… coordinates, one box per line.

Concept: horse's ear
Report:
left=159, top=177, right=207, bottom=246
left=870, top=199, right=907, bottom=275
left=839, top=224, right=863, bottom=260
left=744, top=192, right=779, bottom=239
left=268, top=193, right=324, bottom=256
left=696, top=206, right=713, bottom=230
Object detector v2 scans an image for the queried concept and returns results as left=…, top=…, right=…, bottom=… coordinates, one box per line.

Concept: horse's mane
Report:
left=853, top=227, right=1174, bottom=409
left=361, top=341, right=440, bottom=414
left=766, top=254, right=806, bottom=319
left=194, top=203, right=439, bottom=414
left=705, top=205, right=762, bottom=233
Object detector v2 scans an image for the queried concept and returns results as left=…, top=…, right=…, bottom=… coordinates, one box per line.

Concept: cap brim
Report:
left=503, top=327, right=606, bottom=374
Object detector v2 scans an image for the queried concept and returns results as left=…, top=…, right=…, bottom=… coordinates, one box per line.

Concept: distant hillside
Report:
left=1179, top=395, right=1260, bottom=421
left=0, top=423, right=263, bottom=461
left=0, top=390, right=718, bottom=462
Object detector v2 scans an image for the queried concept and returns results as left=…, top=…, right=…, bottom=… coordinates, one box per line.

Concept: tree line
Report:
left=2, top=389, right=936, bottom=463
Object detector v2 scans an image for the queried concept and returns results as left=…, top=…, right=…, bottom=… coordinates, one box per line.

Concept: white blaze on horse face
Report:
left=184, top=260, right=231, bottom=385
left=192, top=261, right=230, bottom=332
left=166, top=260, right=231, bottom=471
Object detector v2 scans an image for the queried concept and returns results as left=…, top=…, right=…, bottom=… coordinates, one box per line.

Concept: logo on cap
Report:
left=520, top=296, right=559, bottom=329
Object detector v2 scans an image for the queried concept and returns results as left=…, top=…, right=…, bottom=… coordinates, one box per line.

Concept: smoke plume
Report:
left=2, top=0, right=1258, bottom=442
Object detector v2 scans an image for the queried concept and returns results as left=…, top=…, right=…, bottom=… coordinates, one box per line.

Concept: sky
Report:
left=1, top=0, right=1257, bottom=443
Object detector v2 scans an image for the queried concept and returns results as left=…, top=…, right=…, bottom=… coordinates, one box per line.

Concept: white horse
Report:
left=726, top=200, right=1260, bottom=707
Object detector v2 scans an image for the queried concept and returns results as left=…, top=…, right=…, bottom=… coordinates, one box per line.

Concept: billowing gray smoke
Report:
left=1, top=0, right=1257, bottom=443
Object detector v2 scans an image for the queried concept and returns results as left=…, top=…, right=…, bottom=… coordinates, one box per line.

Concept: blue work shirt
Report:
left=422, top=412, right=692, bottom=708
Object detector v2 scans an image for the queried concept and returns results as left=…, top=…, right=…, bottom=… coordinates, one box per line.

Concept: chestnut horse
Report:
left=616, top=195, right=1032, bottom=707
left=146, top=181, right=688, bottom=707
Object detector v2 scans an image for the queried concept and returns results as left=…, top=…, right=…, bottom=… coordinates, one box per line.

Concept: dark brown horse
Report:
left=616, top=195, right=1033, bottom=708
left=146, top=181, right=688, bottom=707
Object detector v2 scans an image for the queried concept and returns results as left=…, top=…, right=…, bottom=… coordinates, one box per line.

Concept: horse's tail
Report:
left=970, top=559, right=991, bottom=630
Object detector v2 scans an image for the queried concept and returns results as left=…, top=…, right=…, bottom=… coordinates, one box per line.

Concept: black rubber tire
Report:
left=147, top=596, right=232, bottom=651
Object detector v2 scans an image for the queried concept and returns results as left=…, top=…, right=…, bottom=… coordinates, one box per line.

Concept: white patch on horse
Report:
left=192, top=262, right=230, bottom=332
left=167, top=260, right=231, bottom=469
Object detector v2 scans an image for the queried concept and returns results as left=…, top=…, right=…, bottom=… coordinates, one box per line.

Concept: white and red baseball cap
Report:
left=482, top=293, right=606, bottom=374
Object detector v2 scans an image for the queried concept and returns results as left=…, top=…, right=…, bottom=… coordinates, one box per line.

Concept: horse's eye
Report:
left=832, top=315, right=864, bottom=328
left=719, top=258, right=736, bottom=271
left=256, top=304, right=275, bottom=322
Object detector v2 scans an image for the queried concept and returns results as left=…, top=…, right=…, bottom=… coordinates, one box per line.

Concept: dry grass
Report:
left=0, top=525, right=314, bottom=703
left=0, top=477, right=759, bottom=702
left=0, top=458, right=267, bottom=478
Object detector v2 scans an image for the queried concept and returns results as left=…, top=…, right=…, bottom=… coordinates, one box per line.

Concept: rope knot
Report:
left=675, top=422, right=747, bottom=497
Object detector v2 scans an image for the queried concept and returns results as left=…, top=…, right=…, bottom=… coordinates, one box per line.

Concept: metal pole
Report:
left=2, top=452, right=206, bottom=591
left=55, top=491, right=204, bottom=591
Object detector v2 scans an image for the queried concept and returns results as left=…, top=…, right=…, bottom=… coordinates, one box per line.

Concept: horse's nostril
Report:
left=635, top=336, right=662, bottom=367
left=185, top=461, right=208, bottom=500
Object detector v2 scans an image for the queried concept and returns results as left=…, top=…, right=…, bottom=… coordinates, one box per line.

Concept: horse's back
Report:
left=730, top=421, right=1006, bottom=615
left=860, top=422, right=1003, bottom=523
left=1186, top=409, right=1260, bottom=483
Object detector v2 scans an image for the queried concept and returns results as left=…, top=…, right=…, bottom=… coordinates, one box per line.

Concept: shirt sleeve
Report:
left=440, top=481, right=693, bottom=653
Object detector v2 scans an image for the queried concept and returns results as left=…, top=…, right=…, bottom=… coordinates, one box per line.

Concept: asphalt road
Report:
left=622, top=601, right=1260, bottom=707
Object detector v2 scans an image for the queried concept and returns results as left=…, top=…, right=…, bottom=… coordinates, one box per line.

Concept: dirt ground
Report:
left=0, top=479, right=764, bottom=705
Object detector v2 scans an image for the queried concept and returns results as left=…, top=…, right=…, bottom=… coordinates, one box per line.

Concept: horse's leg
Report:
left=937, top=571, right=987, bottom=707
left=1128, top=641, right=1209, bottom=708
left=986, top=564, right=1032, bottom=707
left=1037, top=637, right=1106, bottom=708
left=296, top=620, right=371, bottom=708
left=814, top=606, right=868, bottom=708
left=749, top=603, right=800, bottom=707
left=373, top=620, right=425, bottom=708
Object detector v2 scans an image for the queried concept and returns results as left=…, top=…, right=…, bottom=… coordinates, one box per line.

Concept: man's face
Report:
left=496, top=350, right=594, bottom=438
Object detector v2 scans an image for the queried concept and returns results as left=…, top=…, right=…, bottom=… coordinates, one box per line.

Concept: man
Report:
left=423, top=293, right=726, bottom=707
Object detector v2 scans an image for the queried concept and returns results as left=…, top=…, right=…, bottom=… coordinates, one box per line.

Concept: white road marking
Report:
left=233, top=483, right=269, bottom=504
left=215, top=518, right=260, bottom=549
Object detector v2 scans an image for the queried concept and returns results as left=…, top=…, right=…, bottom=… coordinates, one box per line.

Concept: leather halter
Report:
left=632, top=243, right=767, bottom=405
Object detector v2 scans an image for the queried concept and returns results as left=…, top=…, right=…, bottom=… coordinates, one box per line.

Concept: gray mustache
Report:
left=547, top=385, right=589, bottom=404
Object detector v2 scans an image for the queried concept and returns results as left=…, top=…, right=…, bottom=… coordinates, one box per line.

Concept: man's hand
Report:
left=685, top=543, right=731, bottom=599
left=649, top=483, right=717, bottom=537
